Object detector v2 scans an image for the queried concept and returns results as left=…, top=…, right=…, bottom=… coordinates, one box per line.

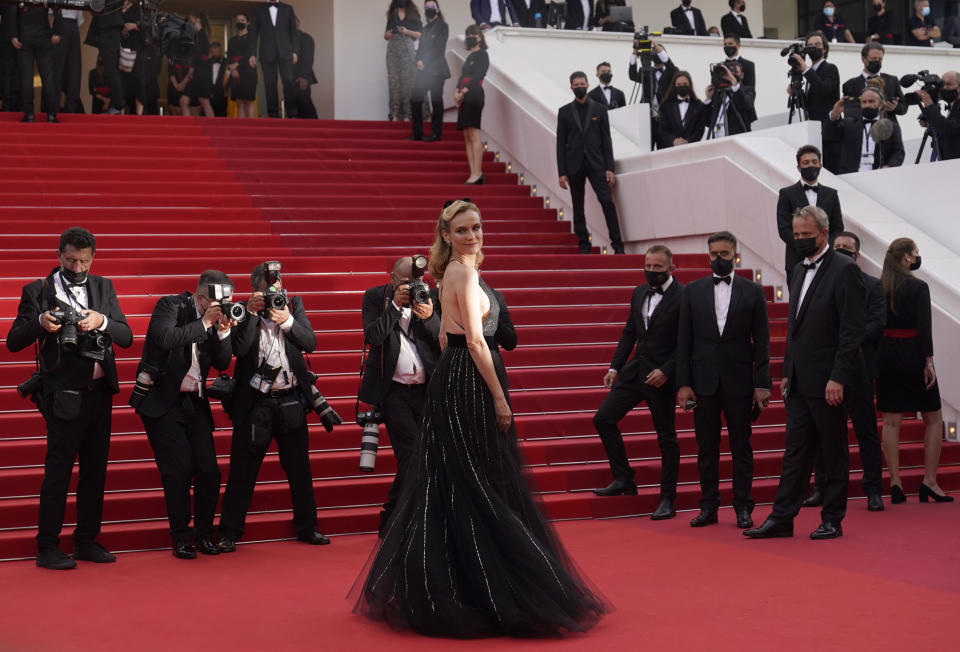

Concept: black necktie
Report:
left=713, top=276, right=731, bottom=285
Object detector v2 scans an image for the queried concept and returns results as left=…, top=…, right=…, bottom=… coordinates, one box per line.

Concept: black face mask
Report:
left=425, top=7, right=437, bottom=19
left=873, top=3, right=883, bottom=12
left=910, top=255, right=922, bottom=271
left=465, top=36, right=478, bottom=49
left=675, top=86, right=690, bottom=98
left=861, top=107, right=879, bottom=120
left=599, top=72, right=612, bottom=85
left=800, top=165, right=820, bottom=182
left=834, top=247, right=855, bottom=258
left=573, top=86, right=588, bottom=99
left=682, top=0, right=692, bottom=6
left=941, top=89, right=958, bottom=104
left=865, top=60, right=882, bottom=74
left=794, top=237, right=820, bottom=259
left=710, top=257, right=734, bottom=277
left=236, top=22, right=247, bottom=31
left=808, top=47, right=823, bottom=61
left=644, top=269, right=669, bottom=288
left=61, top=267, right=88, bottom=285
left=723, top=45, right=738, bottom=58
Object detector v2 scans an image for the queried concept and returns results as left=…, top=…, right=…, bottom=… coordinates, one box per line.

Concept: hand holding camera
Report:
left=77, top=309, right=105, bottom=333
left=40, top=310, right=63, bottom=334
left=201, top=303, right=223, bottom=329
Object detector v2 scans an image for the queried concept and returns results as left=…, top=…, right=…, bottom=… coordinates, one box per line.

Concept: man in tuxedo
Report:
left=218, top=262, right=330, bottom=551
left=2, top=4, right=62, bottom=122
left=565, top=0, right=593, bottom=30
left=557, top=71, right=625, bottom=254
left=776, top=145, right=844, bottom=285
left=249, top=0, right=299, bottom=118
left=802, top=232, right=885, bottom=512
left=53, top=9, right=84, bottom=114
left=511, top=0, right=547, bottom=27
left=359, top=257, right=441, bottom=533
left=134, top=271, right=234, bottom=559
left=918, top=71, right=960, bottom=161
left=6, top=228, right=132, bottom=570
left=629, top=40, right=676, bottom=109
left=671, top=1, right=707, bottom=36
left=841, top=43, right=906, bottom=124
left=593, top=245, right=682, bottom=521
left=589, top=61, right=626, bottom=109
left=825, top=87, right=905, bottom=174
left=293, top=22, right=318, bottom=119
left=785, top=31, right=839, bottom=122
left=721, top=0, right=752, bottom=39
left=722, top=33, right=755, bottom=90
left=704, top=60, right=756, bottom=137
left=745, top=206, right=865, bottom=540
left=676, top=232, right=771, bottom=529
left=472, top=0, right=520, bottom=29
left=84, top=7, right=124, bottom=115
left=199, top=41, right=229, bottom=117
left=656, top=73, right=709, bottom=148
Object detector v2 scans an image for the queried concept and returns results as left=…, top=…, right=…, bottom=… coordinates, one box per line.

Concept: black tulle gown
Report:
left=352, top=282, right=608, bottom=638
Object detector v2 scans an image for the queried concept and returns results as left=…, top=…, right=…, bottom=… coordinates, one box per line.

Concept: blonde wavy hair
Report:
left=428, top=200, right=483, bottom=279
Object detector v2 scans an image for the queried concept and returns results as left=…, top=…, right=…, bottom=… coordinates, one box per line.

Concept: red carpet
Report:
left=0, top=508, right=957, bottom=651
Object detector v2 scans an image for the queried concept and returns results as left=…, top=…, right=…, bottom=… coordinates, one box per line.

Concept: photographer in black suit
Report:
left=249, top=0, right=299, bottom=118
left=84, top=7, right=124, bottom=115
left=218, top=262, right=329, bottom=551
left=359, top=257, right=440, bottom=533
left=134, top=271, right=234, bottom=559
left=826, top=87, right=905, bottom=174
left=593, top=245, right=682, bottom=521
left=918, top=70, right=960, bottom=161
left=2, top=5, right=63, bottom=122
left=588, top=61, right=626, bottom=109
left=802, top=232, right=885, bottom=512
left=841, top=43, right=906, bottom=124
left=785, top=31, right=838, bottom=122
left=704, top=59, right=756, bottom=137
left=6, top=228, right=132, bottom=570
left=671, top=1, right=707, bottom=36
left=745, top=206, right=865, bottom=540
left=776, top=145, right=844, bottom=285
left=677, top=232, right=771, bottom=529
left=557, top=71, right=624, bottom=254
left=628, top=40, right=676, bottom=110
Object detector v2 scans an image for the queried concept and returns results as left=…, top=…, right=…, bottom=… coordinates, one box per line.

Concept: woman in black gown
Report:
left=187, top=13, right=215, bottom=117
left=228, top=12, right=258, bottom=118
left=455, top=25, right=489, bottom=185
left=352, top=200, right=608, bottom=638
left=877, top=237, right=952, bottom=503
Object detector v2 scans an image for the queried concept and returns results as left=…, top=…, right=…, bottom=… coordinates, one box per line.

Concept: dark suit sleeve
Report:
left=674, top=285, right=692, bottom=388
left=830, top=263, right=866, bottom=386
left=864, top=279, right=886, bottom=345
left=503, top=0, right=520, bottom=24
left=149, top=296, right=206, bottom=352
left=627, top=57, right=638, bottom=83
left=297, top=33, right=316, bottom=81
left=610, top=289, right=639, bottom=371
left=205, top=330, right=233, bottom=372
left=599, top=106, right=615, bottom=172
left=248, top=9, right=260, bottom=49
left=99, top=278, right=133, bottom=349
left=732, top=84, right=756, bottom=119
left=556, top=107, right=568, bottom=177
left=284, top=297, right=316, bottom=353
left=5, top=282, right=44, bottom=353
left=2, top=7, right=18, bottom=42
left=53, top=11, right=65, bottom=38
left=231, top=308, right=260, bottom=357
left=884, top=123, right=905, bottom=167
left=776, top=188, right=798, bottom=249
left=921, top=101, right=960, bottom=140
left=493, top=290, right=517, bottom=351
left=804, top=62, right=839, bottom=106
left=826, top=190, right=844, bottom=242
left=470, top=0, right=481, bottom=23
left=362, top=287, right=402, bottom=346
left=287, top=7, right=299, bottom=59
left=751, top=285, right=772, bottom=389
left=917, top=282, right=934, bottom=357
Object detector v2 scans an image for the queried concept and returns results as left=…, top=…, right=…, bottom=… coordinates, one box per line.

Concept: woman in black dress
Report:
left=455, top=25, right=489, bottom=185
left=384, top=0, right=422, bottom=122
left=228, top=12, right=258, bottom=118
left=187, top=13, right=215, bottom=117
left=877, top=238, right=952, bottom=503
left=352, top=200, right=608, bottom=638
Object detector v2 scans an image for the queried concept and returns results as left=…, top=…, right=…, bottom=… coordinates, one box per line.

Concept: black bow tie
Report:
left=713, top=276, right=731, bottom=285
left=677, top=98, right=689, bottom=103
left=802, top=262, right=818, bottom=271
left=650, top=286, right=664, bottom=295
left=66, top=283, right=85, bottom=291
left=805, top=184, right=819, bottom=193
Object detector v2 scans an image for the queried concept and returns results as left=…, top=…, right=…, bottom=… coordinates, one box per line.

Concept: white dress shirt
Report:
left=803, top=181, right=819, bottom=206
left=713, top=274, right=733, bottom=334
left=684, top=8, right=696, bottom=30
left=859, top=120, right=878, bottom=171
left=52, top=272, right=106, bottom=380
left=180, top=297, right=231, bottom=395
left=796, top=243, right=830, bottom=314
left=257, top=313, right=297, bottom=390
left=643, top=276, right=673, bottom=329
left=211, top=61, right=222, bottom=85
left=732, top=11, right=744, bottom=26
left=602, top=85, right=612, bottom=104
left=269, top=3, right=279, bottom=26
left=60, top=9, right=84, bottom=27
left=391, top=302, right=427, bottom=385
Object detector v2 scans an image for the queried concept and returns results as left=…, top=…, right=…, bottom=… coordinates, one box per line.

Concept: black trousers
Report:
left=693, top=392, right=755, bottom=512
left=569, top=166, right=624, bottom=251
left=593, top=376, right=678, bottom=499
left=0, top=41, right=21, bottom=111
left=379, top=382, right=427, bottom=532
left=812, top=378, right=883, bottom=497
left=212, top=91, right=229, bottom=118
left=770, top=394, right=849, bottom=525
left=411, top=73, right=444, bottom=138
left=97, top=28, right=124, bottom=110
left=16, top=36, right=57, bottom=116
left=142, top=393, right=221, bottom=544
left=52, top=20, right=83, bottom=113
left=36, top=383, right=113, bottom=551
left=219, top=394, right=317, bottom=540
left=261, top=58, right=296, bottom=118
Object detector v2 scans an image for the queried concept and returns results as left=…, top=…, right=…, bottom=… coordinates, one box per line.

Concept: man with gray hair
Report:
left=745, top=205, right=865, bottom=540
left=918, top=70, right=960, bottom=161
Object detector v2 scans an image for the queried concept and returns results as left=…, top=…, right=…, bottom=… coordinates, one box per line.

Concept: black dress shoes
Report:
left=218, top=537, right=237, bottom=553
left=47, top=113, right=59, bottom=123
left=173, top=542, right=197, bottom=559
left=689, top=509, right=718, bottom=527
left=593, top=479, right=637, bottom=496
left=297, top=530, right=331, bottom=545
left=867, top=494, right=885, bottom=511
left=801, top=490, right=824, bottom=507
left=423, top=134, right=441, bottom=142
left=650, top=498, right=676, bottom=520
left=73, top=541, right=116, bottom=563
left=406, top=134, right=422, bottom=141
left=890, top=484, right=907, bottom=504
left=36, top=548, right=77, bottom=570
left=810, top=522, right=843, bottom=540
left=196, top=538, right=220, bottom=555
left=736, top=509, right=754, bottom=529
left=20, top=113, right=34, bottom=123
left=743, top=519, right=793, bottom=539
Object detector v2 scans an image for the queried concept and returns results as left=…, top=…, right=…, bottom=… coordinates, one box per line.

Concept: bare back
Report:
left=439, top=261, right=490, bottom=339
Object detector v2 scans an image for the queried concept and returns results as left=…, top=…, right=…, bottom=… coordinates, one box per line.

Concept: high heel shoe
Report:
left=919, top=483, right=954, bottom=503
left=890, top=485, right=907, bottom=504
left=464, top=175, right=485, bottom=185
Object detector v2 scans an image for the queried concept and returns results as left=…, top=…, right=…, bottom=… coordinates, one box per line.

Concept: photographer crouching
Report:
left=218, top=261, right=334, bottom=552
left=359, top=256, right=440, bottom=535
left=5, top=227, right=133, bottom=570
left=915, top=70, right=960, bottom=161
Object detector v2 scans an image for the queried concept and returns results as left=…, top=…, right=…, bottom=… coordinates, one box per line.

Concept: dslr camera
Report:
left=407, top=254, right=431, bottom=306
left=259, top=260, right=288, bottom=315
left=304, top=371, right=343, bottom=432
left=50, top=305, right=111, bottom=360
left=901, top=70, right=943, bottom=106
left=780, top=41, right=820, bottom=68
left=710, top=62, right=736, bottom=91
left=208, top=283, right=247, bottom=322
left=356, top=407, right=383, bottom=473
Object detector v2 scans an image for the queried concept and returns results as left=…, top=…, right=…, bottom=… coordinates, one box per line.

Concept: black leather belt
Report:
left=266, top=387, right=298, bottom=398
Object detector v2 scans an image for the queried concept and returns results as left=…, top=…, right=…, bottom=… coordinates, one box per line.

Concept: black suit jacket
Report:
left=712, top=83, right=756, bottom=134
left=83, top=11, right=123, bottom=48
left=725, top=57, right=756, bottom=90
left=135, top=292, right=232, bottom=419
left=511, top=0, right=547, bottom=27
left=921, top=99, right=960, bottom=161
left=415, top=19, right=450, bottom=79
left=565, top=0, right=593, bottom=29
left=2, top=6, right=63, bottom=42
left=588, top=85, right=626, bottom=110
left=670, top=6, right=707, bottom=36
left=610, top=279, right=683, bottom=385
left=630, top=58, right=677, bottom=107
left=472, top=0, right=520, bottom=25
left=294, top=30, right=318, bottom=84
left=862, top=274, right=885, bottom=381
left=657, top=98, right=709, bottom=147
left=803, top=60, right=840, bottom=121
left=358, top=284, right=441, bottom=406
left=841, top=73, right=907, bottom=123
left=676, top=275, right=771, bottom=397
left=556, top=98, right=615, bottom=177
left=250, top=1, right=298, bottom=63
left=823, top=116, right=905, bottom=174
left=6, top=268, right=132, bottom=396
left=776, top=181, right=844, bottom=272
left=230, top=295, right=316, bottom=423
left=720, top=12, right=752, bottom=39
left=783, top=249, right=865, bottom=397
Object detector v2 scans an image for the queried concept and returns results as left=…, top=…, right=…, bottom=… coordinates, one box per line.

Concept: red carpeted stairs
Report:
left=0, top=114, right=956, bottom=560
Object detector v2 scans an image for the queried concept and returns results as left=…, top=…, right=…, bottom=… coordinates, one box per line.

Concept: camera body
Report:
left=50, top=306, right=84, bottom=351
left=207, top=283, right=247, bottom=322
left=710, top=63, right=735, bottom=91
left=407, top=254, right=430, bottom=306
left=357, top=407, right=384, bottom=473
left=780, top=42, right=819, bottom=65
left=261, top=290, right=288, bottom=313
left=901, top=70, right=943, bottom=106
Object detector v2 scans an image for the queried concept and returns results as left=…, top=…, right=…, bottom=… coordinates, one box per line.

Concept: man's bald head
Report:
left=943, top=71, right=960, bottom=86
left=391, top=257, right=414, bottom=288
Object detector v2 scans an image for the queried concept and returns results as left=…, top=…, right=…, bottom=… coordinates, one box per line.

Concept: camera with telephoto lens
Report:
left=407, top=254, right=430, bottom=306
left=780, top=42, right=820, bottom=67
left=304, top=371, right=343, bottom=432
left=356, top=407, right=383, bottom=473
left=207, top=283, right=246, bottom=322
left=901, top=70, right=943, bottom=106
left=710, top=62, right=736, bottom=90
left=128, top=362, right=163, bottom=410
left=49, top=306, right=83, bottom=351
left=17, top=372, right=42, bottom=400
